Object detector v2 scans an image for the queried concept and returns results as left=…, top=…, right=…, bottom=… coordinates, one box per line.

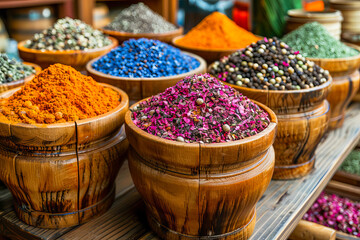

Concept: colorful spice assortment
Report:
left=176, top=12, right=260, bottom=50
left=303, top=192, right=360, bottom=237
left=340, top=150, right=360, bottom=175
left=131, top=74, right=270, bottom=143
left=0, top=54, right=35, bottom=84
left=209, top=37, right=330, bottom=90
left=92, top=38, right=200, bottom=78
left=0, top=64, right=119, bottom=124
left=282, top=22, right=359, bottom=58
left=25, top=17, right=111, bottom=51
left=104, top=3, right=177, bottom=34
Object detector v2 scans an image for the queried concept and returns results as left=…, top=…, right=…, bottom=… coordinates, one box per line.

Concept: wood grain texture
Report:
left=125, top=100, right=277, bottom=239
left=1, top=104, right=360, bottom=240
left=172, top=35, right=241, bottom=64
left=214, top=73, right=332, bottom=179
left=17, top=37, right=118, bottom=71
left=87, top=52, right=207, bottom=101
left=326, top=70, right=360, bottom=129
left=101, top=27, right=183, bottom=44
left=0, top=62, right=41, bottom=94
left=0, top=84, right=129, bottom=228
left=326, top=180, right=360, bottom=201
left=333, top=170, right=360, bottom=186
left=289, top=220, right=336, bottom=240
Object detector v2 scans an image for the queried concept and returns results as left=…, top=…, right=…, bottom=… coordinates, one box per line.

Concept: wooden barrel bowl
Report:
left=309, top=43, right=360, bottom=129
left=0, top=84, right=129, bottom=228
left=213, top=73, right=332, bottom=179
left=101, top=27, right=183, bottom=44
left=330, top=0, right=360, bottom=34
left=0, top=62, right=41, bottom=94
left=17, top=36, right=118, bottom=71
left=7, top=6, right=55, bottom=42
left=172, top=35, right=241, bottom=64
left=285, top=9, right=343, bottom=40
left=125, top=100, right=277, bottom=240
left=86, top=52, right=207, bottom=102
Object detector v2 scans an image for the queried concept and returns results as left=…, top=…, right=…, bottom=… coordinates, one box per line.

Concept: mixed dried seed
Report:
left=209, top=37, right=330, bottom=90
left=25, top=17, right=111, bottom=51
left=0, top=54, right=35, bottom=84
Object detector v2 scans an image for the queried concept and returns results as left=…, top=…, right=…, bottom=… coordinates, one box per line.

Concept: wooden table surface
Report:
left=1, top=103, right=360, bottom=240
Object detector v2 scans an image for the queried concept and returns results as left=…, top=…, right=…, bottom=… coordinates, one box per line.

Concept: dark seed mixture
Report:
left=131, top=74, right=270, bottom=143
left=0, top=54, right=35, bottom=84
left=25, top=17, right=111, bottom=51
left=104, top=3, right=177, bottom=34
left=209, top=37, right=330, bottom=90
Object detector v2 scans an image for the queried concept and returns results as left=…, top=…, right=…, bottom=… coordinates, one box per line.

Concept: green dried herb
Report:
left=340, top=150, right=360, bottom=175
left=282, top=22, right=359, bottom=58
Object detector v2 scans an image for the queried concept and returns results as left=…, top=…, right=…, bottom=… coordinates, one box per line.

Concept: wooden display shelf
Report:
left=1, top=103, right=360, bottom=240
left=0, top=0, right=74, bottom=18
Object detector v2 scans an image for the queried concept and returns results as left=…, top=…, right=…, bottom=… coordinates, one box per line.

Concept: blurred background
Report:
left=0, top=0, right=336, bottom=58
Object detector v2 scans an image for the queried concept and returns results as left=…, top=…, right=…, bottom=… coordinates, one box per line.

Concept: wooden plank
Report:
left=249, top=103, right=360, bottom=240
left=288, top=220, right=336, bottom=240
left=1, top=103, right=360, bottom=240
left=326, top=180, right=360, bottom=201
left=333, top=170, right=360, bottom=186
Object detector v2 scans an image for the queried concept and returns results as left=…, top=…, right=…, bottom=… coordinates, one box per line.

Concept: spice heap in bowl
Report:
left=25, top=17, right=111, bottom=51
left=172, top=12, right=260, bottom=62
left=126, top=74, right=276, bottom=239
left=102, top=3, right=182, bottom=43
left=87, top=38, right=206, bottom=100
left=283, top=22, right=360, bottom=129
left=132, top=73, right=270, bottom=143
left=209, top=37, right=331, bottom=179
left=209, top=37, right=330, bottom=90
left=105, top=3, right=177, bottom=34
left=0, top=63, right=129, bottom=228
left=18, top=17, right=117, bottom=70
left=283, top=22, right=359, bottom=59
left=0, top=54, right=35, bottom=84
left=0, top=63, right=120, bottom=124
left=304, top=192, right=360, bottom=237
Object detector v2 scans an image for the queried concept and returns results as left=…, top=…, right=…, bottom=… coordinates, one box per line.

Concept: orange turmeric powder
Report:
left=177, top=12, right=260, bottom=50
left=0, top=63, right=120, bottom=124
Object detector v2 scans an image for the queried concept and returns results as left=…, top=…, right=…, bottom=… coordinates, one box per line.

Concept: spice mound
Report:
left=340, top=150, right=360, bottom=176
left=209, top=37, right=330, bottom=90
left=92, top=38, right=200, bottom=78
left=0, top=54, right=35, bottom=84
left=131, top=74, right=270, bottom=143
left=104, top=2, right=177, bottom=34
left=176, top=12, right=260, bottom=50
left=303, top=192, right=360, bottom=237
left=0, top=64, right=120, bottom=124
left=25, top=17, right=111, bottom=51
left=283, top=22, right=359, bottom=59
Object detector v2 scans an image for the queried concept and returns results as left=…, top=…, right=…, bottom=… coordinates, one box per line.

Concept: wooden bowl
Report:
left=216, top=75, right=332, bottom=179
left=101, top=27, right=183, bottom=44
left=87, top=52, right=207, bottom=102
left=0, top=84, right=129, bottom=228
left=0, top=62, right=41, bottom=93
left=125, top=99, right=277, bottom=239
left=17, top=36, right=118, bottom=71
left=172, top=35, right=241, bottom=64
left=308, top=43, right=360, bottom=129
